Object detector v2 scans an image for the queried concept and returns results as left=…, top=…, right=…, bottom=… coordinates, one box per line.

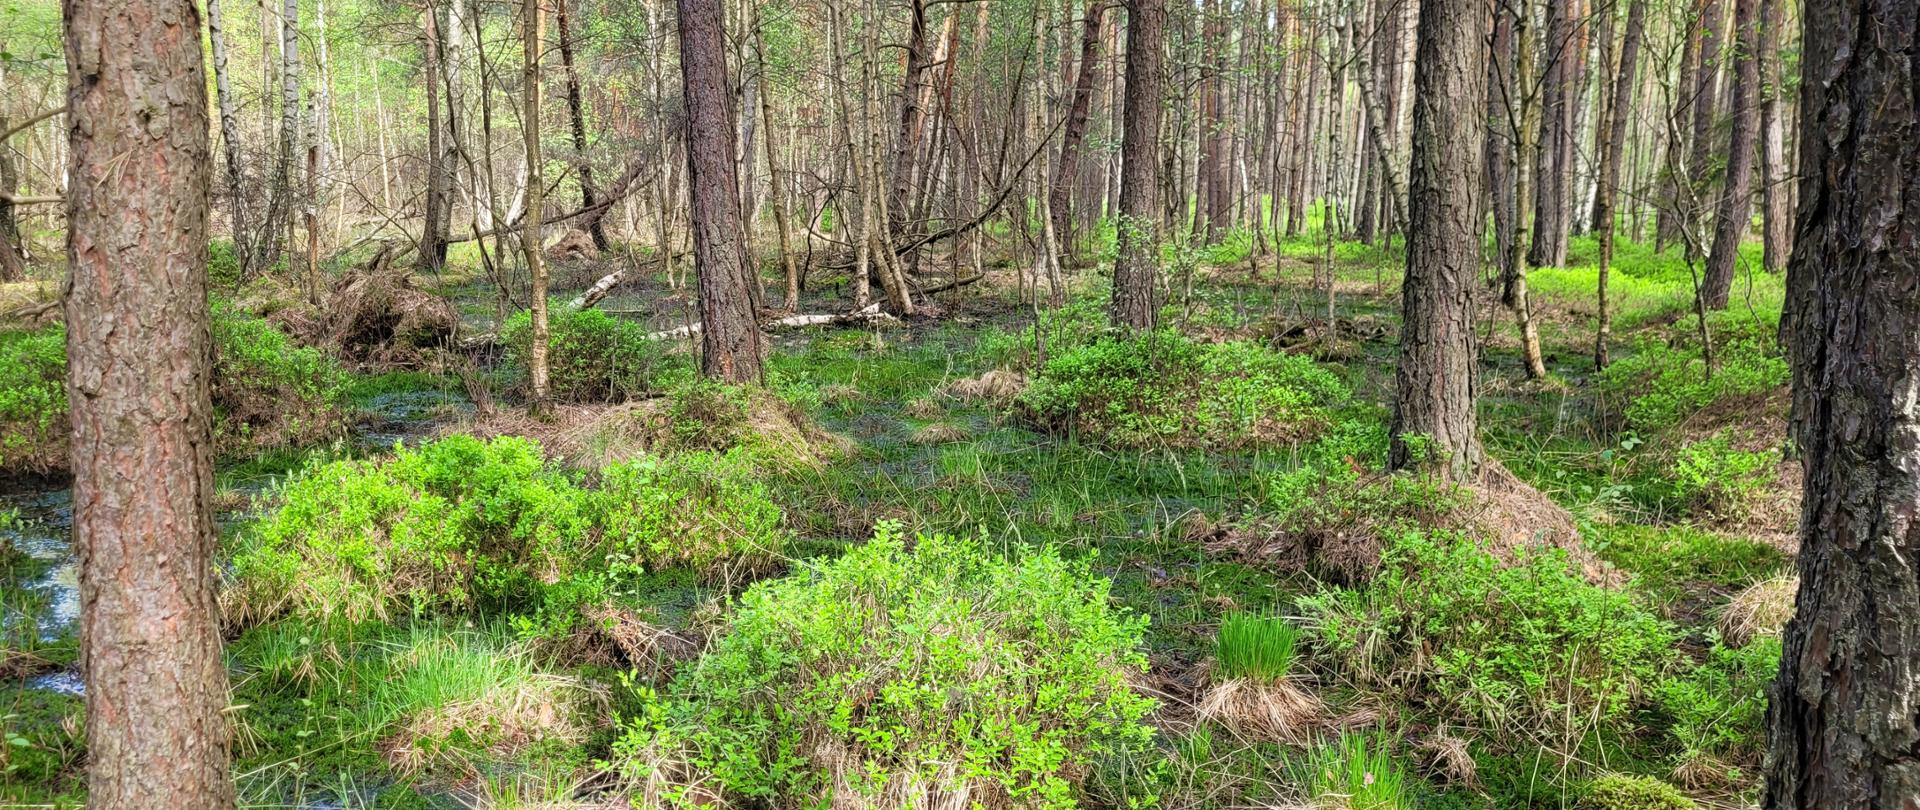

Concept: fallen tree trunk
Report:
left=567, top=250, right=690, bottom=309
left=642, top=303, right=894, bottom=341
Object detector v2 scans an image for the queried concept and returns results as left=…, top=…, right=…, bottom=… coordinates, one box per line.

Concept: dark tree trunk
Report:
left=1050, top=0, right=1107, bottom=262
left=1485, top=4, right=1515, bottom=289
left=1764, top=0, right=1920, bottom=805
left=1110, top=0, right=1164, bottom=331
left=889, top=0, right=931, bottom=225
left=1526, top=0, right=1574, bottom=268
left=1391, top=0, right=1486, bottom=481
left=1656, top=0, right=1707, bottom=252
left=62, top=0, right=236, bottom=806
left=678, top=0, right=766, bottom=383
left=555, top=0, right=607, bottom=252
left=1682, top=0, right=1725, bottom=261
left=1593, top=0, right=1646, bottom=369
left=1700, top=0, right=1759, bottom=309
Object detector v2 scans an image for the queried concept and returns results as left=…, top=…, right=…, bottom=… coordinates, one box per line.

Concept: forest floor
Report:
left=0, top=227, right=1792, bottom=809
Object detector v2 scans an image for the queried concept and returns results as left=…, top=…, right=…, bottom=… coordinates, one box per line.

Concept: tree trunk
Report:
left=62, top=1, right=236, bottom=806
left=555, top=0, right=607, bottom=252
left=1756, top=0, right=1789, bottom=274
left=0, top=114, right=24, bottom=282
left=1050, top=0, right=1108, bottom=263
left=750, top=5, right=801, bottom=310
left=1391, top=0, right=1486, bottom=481
left=1593, top=0, right=1646, bottom=369
left=1682, top=0, right=1725, bottom=262
left=418, top=7, right=454, bottom=274
left=679, top=0, right=766, bottom=383
left=1700, top=0, right=1759, bottom=310
left=1110, top=0, right=1164, bottom=331
left=207, top=0, right=249, bottom=271
left=1526, top=0, right=1574, bottom=268
left=1764, top=1, right=1920, bottom=805
left=524, top=0, right=551, bottom=411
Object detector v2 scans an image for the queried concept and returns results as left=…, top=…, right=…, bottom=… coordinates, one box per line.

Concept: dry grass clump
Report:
left=1718, top=573, right=1797, bottom=647
left=910, top=422, right=972, bottom=445
left=939, top=369, right=1027, bottom=404
left=903, top=396, right=945, bottom=420
left=1416, top=731, right=1477, bottom=787
left=1195, top=614, right=1325, bottom=745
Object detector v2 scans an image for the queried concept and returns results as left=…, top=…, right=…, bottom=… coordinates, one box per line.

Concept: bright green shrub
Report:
left=0, top=327, right=66, bottom=474
left=973, top=294, right=1109, bottom=372
left=619, top=524, right=1154, bottom=808
left=660, top=377, right=751, bottom=451
left=1577, top=774, right=1696, bottom=810
left=1019, top=331, right=1348, bottom=449
left=1600, top=316, right=1787, bottom=434
left=502, top=306, right=673, bottom=403
left=1654, top=636, right=1779, bottom=767
left=1303, top=531, right=1674, bottom=741
left=211, top=301, right=345, bottom=450
left=231, top=435, right=592, bottom=624
left=1664, top=432, right=1775, bottom=517
left=596, top=449, right=786, bottom=579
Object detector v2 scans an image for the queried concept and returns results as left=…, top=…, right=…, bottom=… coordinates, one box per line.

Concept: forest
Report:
left=2, top=0, right=1916, bottom=807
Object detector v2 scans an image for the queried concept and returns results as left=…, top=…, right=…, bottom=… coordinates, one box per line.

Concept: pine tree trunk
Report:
left=62, top=1, right=236, bottom=805
left=1765, top=1, right=1920, bottom=804
left=1110, top=0, right=1164, bottom=331
left=679, top=0, right=766, bottom=382
left=1682, top=0, right=1725, bottom=262
left=1525, top=0, right=1574, bottom=268
left=0, top=114, right=24, bottom=282
left=1050, top=0, right=1107, bottom=264
left=207, top=0, right=250, bottom=272
left=1700, top=0, right=1759, bottom=310
left=1391, top=0, right=1486, bottom=481
left=1756, top=0, right=1789, bottom=274
left=418, top=8, right=453, bottom=274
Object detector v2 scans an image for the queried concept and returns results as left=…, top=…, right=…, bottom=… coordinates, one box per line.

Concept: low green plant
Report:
left=612, top=523, right=1154, bottom=809
left=1664, top=432, right=1775, bottom=517
left=1019, top=330, right=1348, bottom=449
left=1302, top=733, right=1412, bottom=810
left=501, top=306, right=677, bottom=403
left=1600, top=313, right=1788, bottom=435
left=0, top=326, right=65, bottom=474
left=210, top=301, right=345, bottom=450
left=1215, top=613, right=1300, bottom=682
left=596, top=448, right=786, bottom=579
left=661, top=377, right=751, bottom=451
left=1303, top=530, right=1675, bottom=744
left=1577, top=773, right=1696, bottom=810
left=1654, top=636, right=1779, bottom=769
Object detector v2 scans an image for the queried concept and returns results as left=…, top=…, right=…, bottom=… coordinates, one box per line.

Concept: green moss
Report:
left=1578, top=774, right=1696, bottom=810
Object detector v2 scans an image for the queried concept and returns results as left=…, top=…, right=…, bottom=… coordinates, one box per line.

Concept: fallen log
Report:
left=641, top=303, right=894, bottom=341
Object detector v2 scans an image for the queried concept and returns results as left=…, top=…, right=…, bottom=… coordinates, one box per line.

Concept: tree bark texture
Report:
left=1701, top=0, right=1760, bottom=310
left=1109, top=0, right=1163, bottom=331
left=1764, top=1, right=1920, bottom=806
left=62, top=0, right=237, bottom=806
left=678, top=0, right=766, bottom=383
left=1390, top=0, right=1485, bottom=481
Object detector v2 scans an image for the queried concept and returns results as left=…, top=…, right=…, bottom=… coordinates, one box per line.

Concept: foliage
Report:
left=1654, top=636, right=1779, bottom=768
left=1214, top=613, right=1300, bottom=682
left=612, top=524, right=1154, bottom=808
left=0, top=326, right=65, bottom=473
left=1577, top=774, right=1697, bottom=810
left=1600, top=314, right=1788, bottom=434
left=596, top=448, right=786, bottom=579
left=502, top=306, right=677, bottom=403
left=230, top=434, right=785, bottom=628
left=210, top=301, right=346, bottom=450
left=1303, top=531, right=1674, bottom=742
left=1660, top=431, right=1776, bottom=518
left=1301, top=733, right=1412, bottom=810
left=659, top=377, right=751, bottom=452
left=1019, top=330, right=1348, bottom=449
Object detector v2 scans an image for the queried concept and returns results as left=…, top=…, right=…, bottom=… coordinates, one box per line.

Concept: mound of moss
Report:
left=228, top=435, right=786, bottom=628
left=0, top=306, right=346, bottom=477
left=501, top=306, right=680, bottom=403
left=612, top=524, right=1154, bottom=809
left=1017, top=331, right=1348, bottom=449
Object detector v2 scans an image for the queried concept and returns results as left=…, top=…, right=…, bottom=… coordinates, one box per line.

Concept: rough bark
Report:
left=1700, top=0, right=1760, bottom=310
left=1110, top=0, right=1163, bottom=331
left=1681, top=0, right=1725, bottom=261
left=1764, top=1, right=1920, bottom=805
left=1593, top=0, right=1646, bottom=369
left=0, top=114, right=23, bottom=282
left=1390, top=0, right=1485, bottom=481
left=678, top=0, right=766, bottom=383
left=61, top=0, right=237, bottom=806
left=1525, top=0, right=1575, bottom=268
left=418, top=7, right=454, bottom=274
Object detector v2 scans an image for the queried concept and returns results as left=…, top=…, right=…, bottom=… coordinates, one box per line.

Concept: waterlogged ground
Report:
left=0, top=233, right=1795, bottom=808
